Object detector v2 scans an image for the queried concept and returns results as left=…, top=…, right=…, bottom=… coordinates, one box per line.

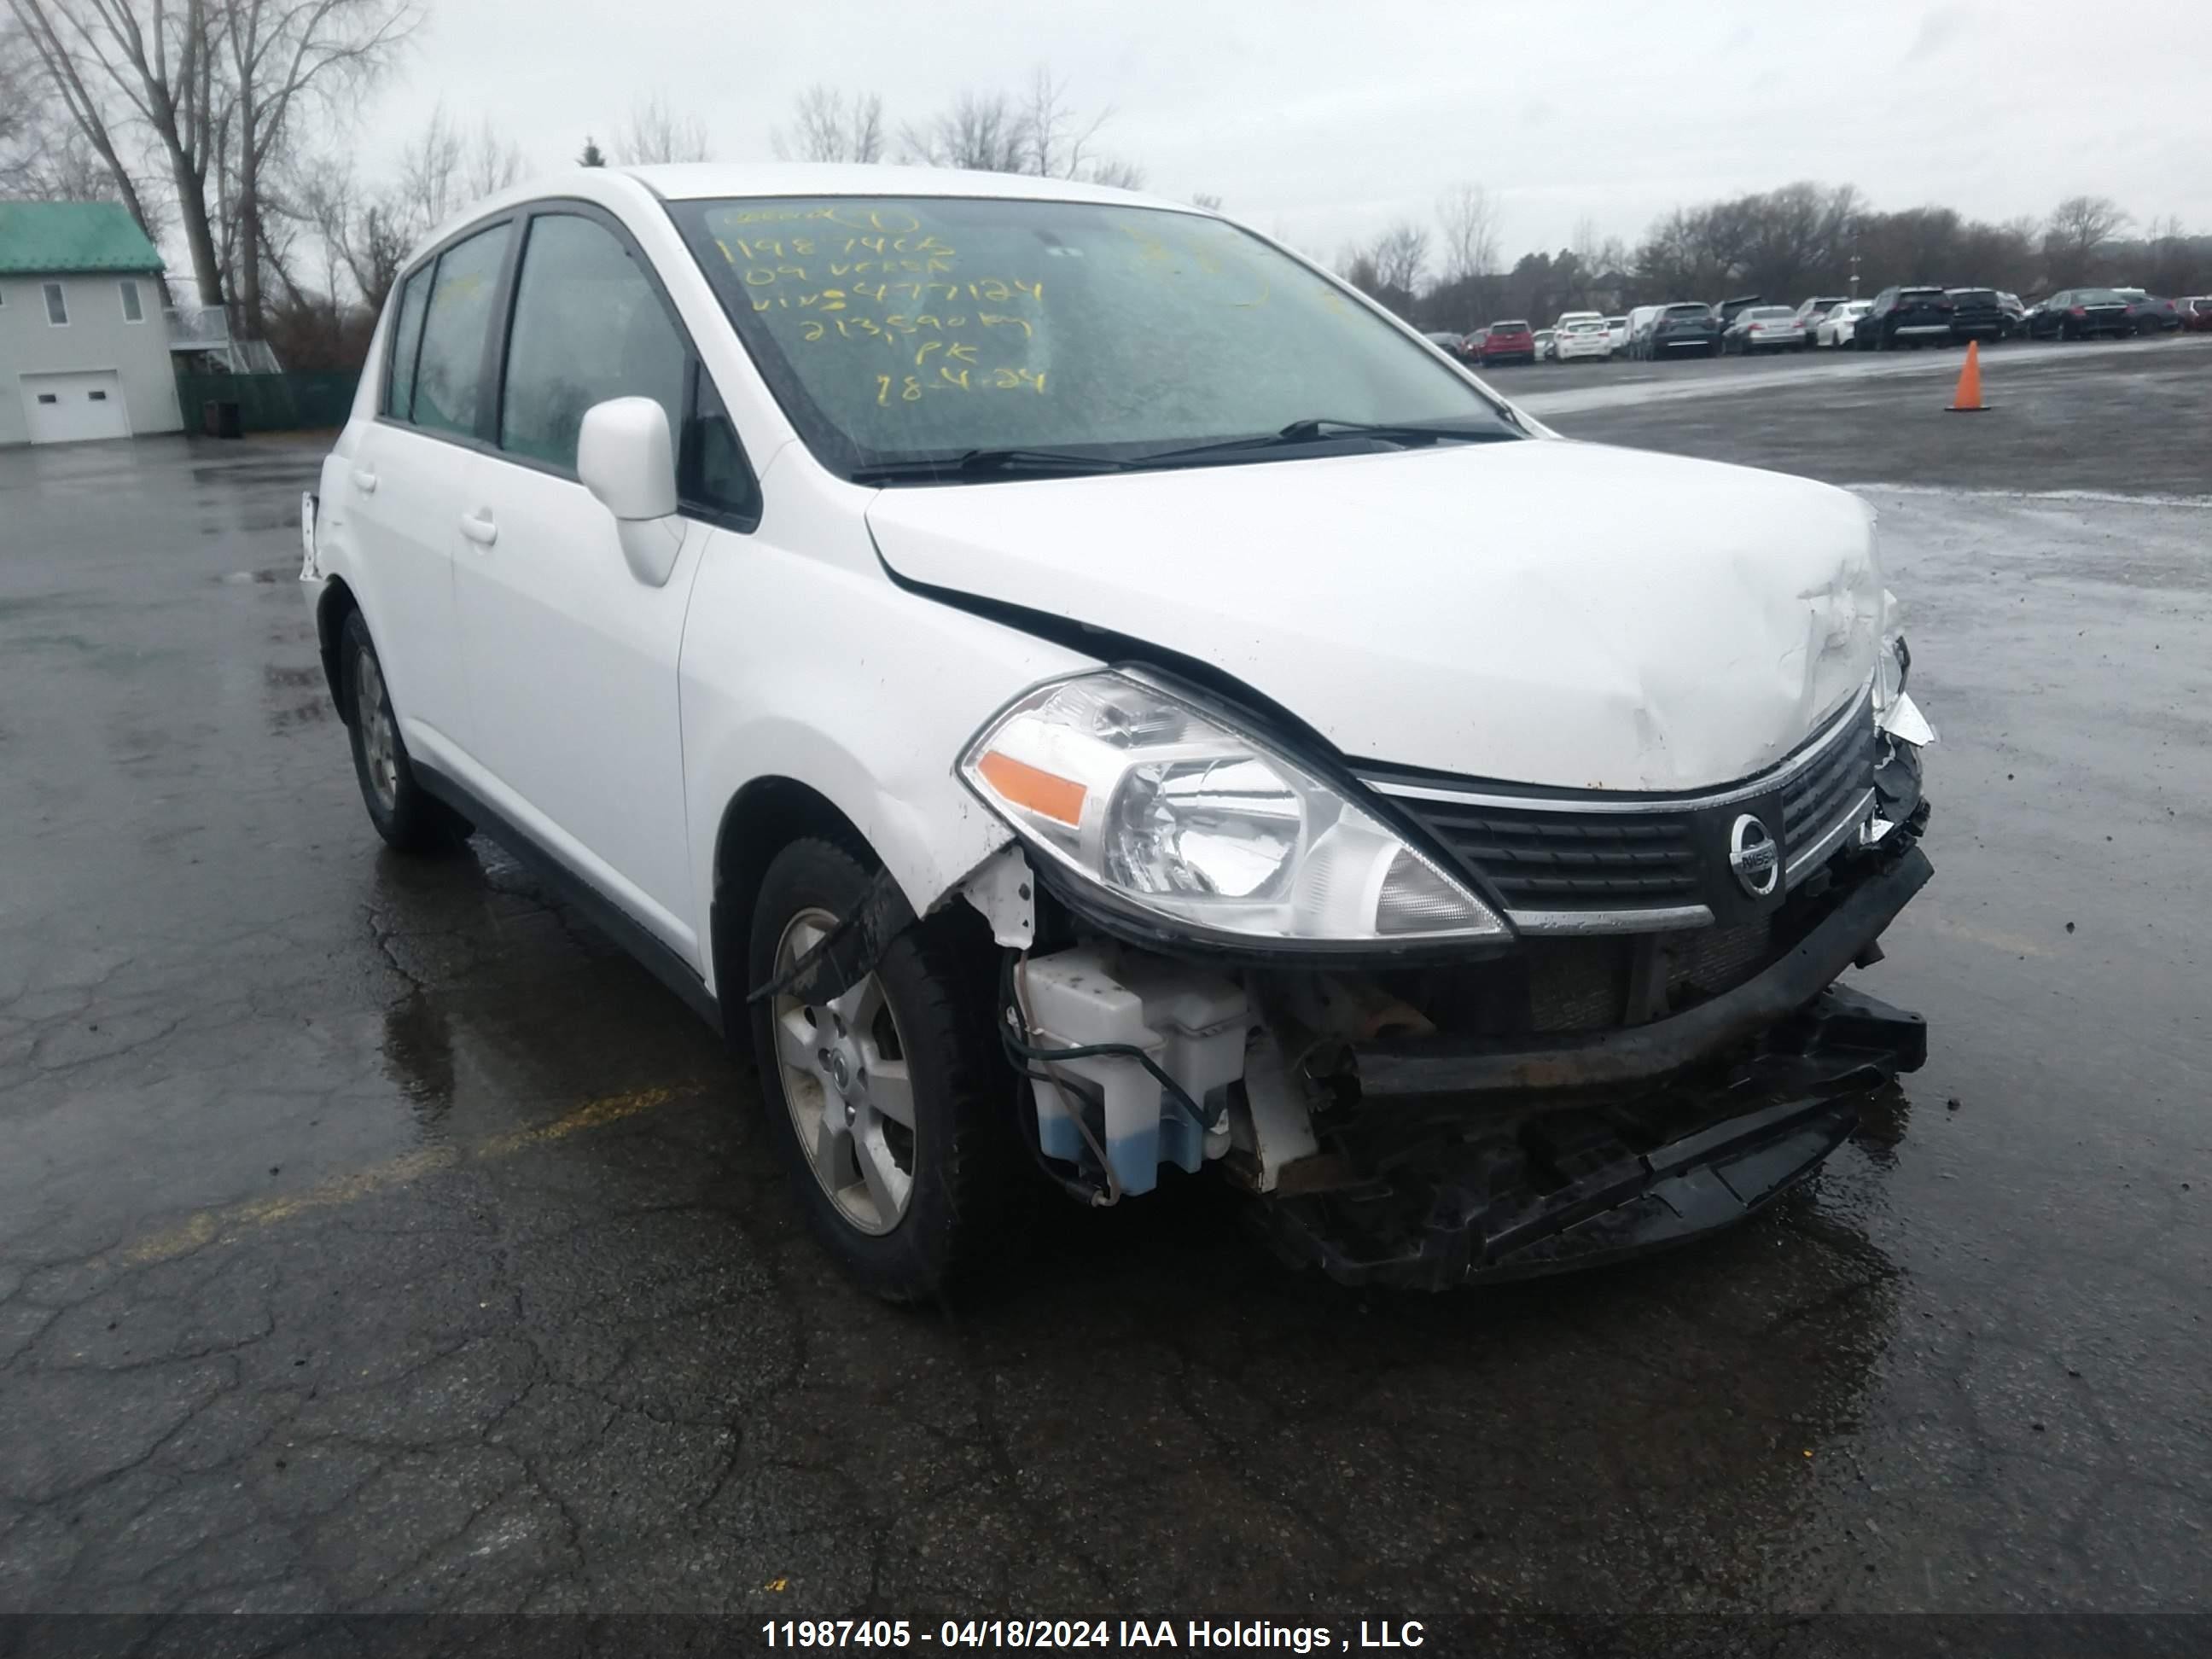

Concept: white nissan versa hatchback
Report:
left=303, top=165, right=1938, bottom=1300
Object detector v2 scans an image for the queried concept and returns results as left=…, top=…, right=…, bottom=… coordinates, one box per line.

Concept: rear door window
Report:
left=410, top=222, right=514, bottom=439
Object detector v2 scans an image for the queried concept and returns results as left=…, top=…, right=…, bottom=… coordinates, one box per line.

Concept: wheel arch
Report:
left=316, top=577, right=362, bottom=725
left=708, top=775, right=876, bottom=1044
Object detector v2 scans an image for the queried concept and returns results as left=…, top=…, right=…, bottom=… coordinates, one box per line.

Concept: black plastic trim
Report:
left=1348, top=844, right=1932, bottom=1098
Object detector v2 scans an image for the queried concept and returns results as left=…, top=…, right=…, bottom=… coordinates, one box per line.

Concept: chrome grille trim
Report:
left=1506, top=904, right=1715, bottom=937
left=1359, top=678, right=1877, bottom=817
left=1785, top=788, right=1877, bottom=888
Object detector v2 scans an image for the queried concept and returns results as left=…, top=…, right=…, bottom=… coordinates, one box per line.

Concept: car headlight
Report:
left=959, top=672, right=1507, bottom=945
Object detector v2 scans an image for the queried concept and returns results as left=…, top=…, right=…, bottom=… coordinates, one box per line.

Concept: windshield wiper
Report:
left=850, top=447, right=1129, bottom=484
left=1135, top=417, right=1517, bottom=466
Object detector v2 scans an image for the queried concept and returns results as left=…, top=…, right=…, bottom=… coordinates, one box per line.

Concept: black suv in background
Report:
left=1857, top=287, right=1955, bottom=350
left=1946, top=288, right=2011, bottom=342
left=1643, top=301, right=1724, bottom=358
left=2024, top=289, right=2134, bottom=341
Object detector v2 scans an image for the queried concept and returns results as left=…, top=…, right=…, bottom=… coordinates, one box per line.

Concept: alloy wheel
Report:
left=771, top=909, right=917, bottom=1235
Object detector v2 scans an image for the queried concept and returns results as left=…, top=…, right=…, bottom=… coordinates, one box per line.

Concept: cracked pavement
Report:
left=2, top=341, right=2208, bottom=1624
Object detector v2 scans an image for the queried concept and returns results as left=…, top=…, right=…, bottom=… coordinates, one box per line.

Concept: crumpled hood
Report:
left=866, top=439, right=1881, bottom=790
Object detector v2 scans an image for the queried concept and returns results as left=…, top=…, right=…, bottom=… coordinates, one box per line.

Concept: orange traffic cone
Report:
left=1946, top=340, right=1987, bottom=412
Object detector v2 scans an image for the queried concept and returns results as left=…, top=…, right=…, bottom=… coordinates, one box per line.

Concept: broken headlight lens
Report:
left=959, top=672, right=1506, bottom=944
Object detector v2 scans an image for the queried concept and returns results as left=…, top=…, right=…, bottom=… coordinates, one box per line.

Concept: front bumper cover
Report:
left=1255, top=846, right=1932, bottom=1289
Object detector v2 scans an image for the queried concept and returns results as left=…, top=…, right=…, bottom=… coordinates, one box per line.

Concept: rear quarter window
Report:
left=410, top=222, right=514, bottom=439
left=381, top=268, right=432, bottom=421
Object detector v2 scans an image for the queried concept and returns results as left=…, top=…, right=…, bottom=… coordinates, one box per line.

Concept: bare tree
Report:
left=1436, top=182, right=1499, bottom=284
left=1190, top=191, right=1223, bottom=212
left=2042, top=194, right=2128, bottom=287
left=4, top=0, right=188, bottom=276
left=900, top=89, right=1027, bottom=172
left=394, top=100, right=459, bottom=228
left=614, top=92, right=711, bottom=165
left=1371, top=219, right=1429, bottom=296
left=222, top=0, right=416, bottom=338
left=772, top=83, right=884, bottom=163
left=1083, top=154, right=1144, bottom=190
left=2, top=20, right=119, bottom=200
left=459, top=114, right=522, bottom=201
left=902, top=71, right=1142, bottom=185
left=1021, top=67, right=1109, bottom=179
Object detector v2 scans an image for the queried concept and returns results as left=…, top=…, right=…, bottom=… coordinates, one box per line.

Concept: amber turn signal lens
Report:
left=975, top=750, right=1087, bottom=827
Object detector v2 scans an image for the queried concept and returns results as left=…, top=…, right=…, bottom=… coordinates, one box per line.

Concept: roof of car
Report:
left=0, top=200, right=165, bottom=276
left=617, top=160, right=1184, bottom=211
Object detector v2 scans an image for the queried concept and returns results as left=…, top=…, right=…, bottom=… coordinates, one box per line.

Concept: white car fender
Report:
left=677, top=458, right=1096, bottom=998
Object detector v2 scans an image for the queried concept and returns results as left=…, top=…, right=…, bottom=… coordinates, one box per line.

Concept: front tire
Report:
left=341, top=611, right=470, bottom=853
left=748, top=838, right=1015, bottom=1303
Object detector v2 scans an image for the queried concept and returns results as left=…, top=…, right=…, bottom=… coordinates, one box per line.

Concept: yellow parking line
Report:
left=113, top=1083, right=699, bottom=1267
left=1912, top=915, right=2052, bottom=960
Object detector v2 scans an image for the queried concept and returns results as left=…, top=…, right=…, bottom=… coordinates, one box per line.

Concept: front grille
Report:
left=1359, top=685, right=1878, bottom=927
left=1780, top=714, right=1875, bottom=854
left=1403, top=803, right=1701, bottom=908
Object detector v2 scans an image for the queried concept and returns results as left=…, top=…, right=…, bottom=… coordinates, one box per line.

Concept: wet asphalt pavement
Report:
left=2, top=336, right=2208, bottom=1626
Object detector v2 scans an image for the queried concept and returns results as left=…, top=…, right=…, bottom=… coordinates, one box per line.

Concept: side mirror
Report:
left=577, top=397, right=684, bottom=586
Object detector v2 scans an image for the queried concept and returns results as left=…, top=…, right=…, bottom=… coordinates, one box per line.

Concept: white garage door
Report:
left=21, top=370, right=132, bottom=445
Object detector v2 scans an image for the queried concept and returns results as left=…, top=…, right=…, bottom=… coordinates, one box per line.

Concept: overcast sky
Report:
left=365, top=0, right=2212, bottom=260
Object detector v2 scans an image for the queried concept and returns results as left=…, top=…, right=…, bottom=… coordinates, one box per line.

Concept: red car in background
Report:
left=2180, top=297, right=2212, bottom=333
left=1473, top=319, right=1537, bottom=366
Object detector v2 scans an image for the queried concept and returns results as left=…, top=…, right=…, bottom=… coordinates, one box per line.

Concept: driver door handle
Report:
left=350, top=468, right=377, bottom=494
left=459, top=509, right=498, bottom=548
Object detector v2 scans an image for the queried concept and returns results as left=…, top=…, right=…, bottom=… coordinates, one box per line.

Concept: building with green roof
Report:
left=2, top=201, right=184, bottom=445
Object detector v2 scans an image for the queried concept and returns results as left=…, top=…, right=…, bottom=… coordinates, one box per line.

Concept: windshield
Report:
left=1563, top=320, right=1604, bottom=333
left=1662, top=304, right=1708, bottom=318
left=671, top=195, right=1517, bottom=476
left=1745, top=308, right=1793, bottom=321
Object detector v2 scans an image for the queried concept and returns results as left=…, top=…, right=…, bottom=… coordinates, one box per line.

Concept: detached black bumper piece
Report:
left=1258, top=848, right=1933, bottom=1289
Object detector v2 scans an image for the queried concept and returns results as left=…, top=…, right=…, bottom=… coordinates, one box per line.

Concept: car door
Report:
left=449, top=204, right=760, bottom=967
left=343, top=220, right=516, bottom=763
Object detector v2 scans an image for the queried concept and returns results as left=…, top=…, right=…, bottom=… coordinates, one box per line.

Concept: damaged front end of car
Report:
left=953, top=652, right=1937, bottom=1290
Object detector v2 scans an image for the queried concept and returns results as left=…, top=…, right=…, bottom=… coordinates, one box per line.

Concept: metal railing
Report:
left=164, top=305, right=230, bottom=349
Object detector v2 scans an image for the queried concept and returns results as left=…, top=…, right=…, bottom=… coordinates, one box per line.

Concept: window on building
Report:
left=44, top=282, right=68, bottom=325
left=119, top=281, right=143, bottom=323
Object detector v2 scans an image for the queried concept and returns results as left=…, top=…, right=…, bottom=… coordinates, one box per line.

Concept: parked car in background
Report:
left=1714, top=294, right=1764, bottom=327
left=1815, top=299, right=1871, bottom=348
left=299, top=162, right=1941, bottom=1298
left=1790, top=295, right=1851, bottom=339
left=1945, top=288, right=2011, bottom=343
left=2181, top=296, right=2212, bottom=333
left=1721, top=306, right=1806, bottom=354
left=1604, top=315, right=1631, bottom=352
left=1997, top=292, right=2026, bottom=331
left=1474, top=319, right=1536, bottom=365
left=1856, top=287, right=1954, bottom=350
left=2023, top=288, right=2133, bottom=341
left=1552, top=317, right=1613, bottom=362
left=1643, top=301, right=1723, bottom=358
left=1533, top=329, right=1557, bottom=362
left=1626, top=305, right=1662, bottom=355
left=2112, top=289, right=2183, bottom=334
left=1551, top=310, right=1604, bottom=337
